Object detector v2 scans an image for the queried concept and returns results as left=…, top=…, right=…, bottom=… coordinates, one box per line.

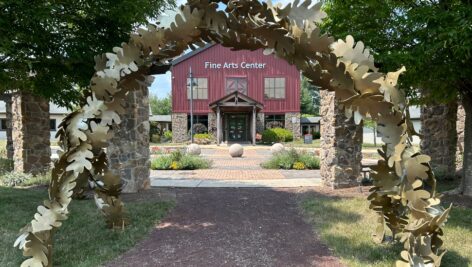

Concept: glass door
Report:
left=227, top=114, right=247, bottom=141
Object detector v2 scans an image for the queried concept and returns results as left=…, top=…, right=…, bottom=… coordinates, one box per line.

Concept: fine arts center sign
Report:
left=204, top=61, right=267, bottom=69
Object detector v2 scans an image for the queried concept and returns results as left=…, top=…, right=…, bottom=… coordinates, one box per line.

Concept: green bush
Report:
left=261, top=148, right=320, bottom=170
left=0, top=158, right=13, bottom=174
left=151, top=134, right=161, bottom=143
left=262, top=129, right=278, bottom=144
left=0, top=171, right=50, bottom=187
left=194, top=133, right=213, bottom=144
left=151, top=150, right=212, bottom=170
left=151, top=156, right=173, bottom=170
left=272, top=127, right=293, bottom=142
left=163, top=130, right=172, bottom=141
left=312, top=131, right=321, bottom=139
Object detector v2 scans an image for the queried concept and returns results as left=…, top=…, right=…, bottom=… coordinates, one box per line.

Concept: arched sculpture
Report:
left=14, top=1, right=451, bottom=266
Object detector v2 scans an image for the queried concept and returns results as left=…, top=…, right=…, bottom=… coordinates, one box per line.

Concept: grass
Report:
left=0, top=186, right=173, bottom=267
left=301, top=191, right=472, bottom=266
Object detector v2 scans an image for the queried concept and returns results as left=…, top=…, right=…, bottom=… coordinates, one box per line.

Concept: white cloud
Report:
left=149, top=72, right=172, bottom=98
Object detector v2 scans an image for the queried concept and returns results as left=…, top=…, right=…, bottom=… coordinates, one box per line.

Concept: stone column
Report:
left=11, top=92, right=51, bottom=174
left=252, top=107, right=256, bottom=145
left=457, top=103, right=466, bottom=171
left=284, top=112, right=301, bottom=139
left=256, top=112, right=265, bottom=133
left=420, top=101, right=457, bottom=177
left=208, top=112, right=217, bottom=140
left=4, top=96, right=14, bottom=160
left=171, top=113, right=188, bottom=143
left=320, top=91, right=363, bottom=189
left=107, top=87, right=150, bottom=193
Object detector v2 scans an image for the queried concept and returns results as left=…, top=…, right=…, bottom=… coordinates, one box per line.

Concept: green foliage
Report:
left=151, top=150, right=212, bottom=170
left=163, top=130, right=173, bottom=141
left=189, top=123, right=208, bottom=135
left=0, top=187, right=173, bottom=267
left=194, top=133, right=213, bottom=145
left=272, top=128, right=294, bottom=142
left=312, top=131, right=321, bottom=139
left=262, top=149, right=320, bottom=170
left=262, top=129, right=278, bottom=144
left=0, top=158, right=13, bottom=174
left=0, top=0, right=176, bottom=106
left=322, top=0, right=472, bottom=103
left=301, top=76, right=320, bottom=115
left=194, top=133, right=212, bottom=139
left=0, top=171, right=50, bottom=187
left=150, top=94, right=172, bottom=115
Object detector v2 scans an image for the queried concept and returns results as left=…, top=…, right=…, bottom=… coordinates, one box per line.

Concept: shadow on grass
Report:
left=299, top=190, right=471, bottom=267
left=0, top=186, right=173, bottom=267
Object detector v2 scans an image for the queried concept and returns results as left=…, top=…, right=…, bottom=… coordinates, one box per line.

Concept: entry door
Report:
left=227, top=114, right=247, bottom=141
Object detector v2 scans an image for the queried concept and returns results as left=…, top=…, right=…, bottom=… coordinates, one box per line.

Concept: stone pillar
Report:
left=420, top=102, right=457, bottom=177
left=320, top=91, right=363, bottom=188
left=208, top=112, right=217, bottom=140
left=256, top=112, right=265, bottom=133
left=457, top=103, right=466, bottom=171
left=11, top=92, right=51, bottom=174
left=284, top=112, right=301, bottom=139
left=108, top=87, right=150, bottom=193
left=5, top=96, right=14, bottom=160
left=171, top=112, right=188, bottom=143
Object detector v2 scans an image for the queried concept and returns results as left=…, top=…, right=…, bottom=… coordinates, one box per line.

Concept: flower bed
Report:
left=261, top=148, right=320, bottom=170
left=151, top=150, right=212, bottom=170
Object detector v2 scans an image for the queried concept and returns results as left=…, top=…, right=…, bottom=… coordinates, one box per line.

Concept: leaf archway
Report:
left=15, top=1, right=450, bottom=266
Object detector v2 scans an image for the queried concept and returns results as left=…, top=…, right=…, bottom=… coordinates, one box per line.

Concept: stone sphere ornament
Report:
left=271, top=143, right=285, bottom=154
left=229, top=144, right=244, bottom=157
left=186, top=144, right=201, bottom=156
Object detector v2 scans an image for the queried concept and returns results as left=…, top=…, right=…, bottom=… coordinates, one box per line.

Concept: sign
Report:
left=204, top=61, right=267, bottom=69
left=304, top=134, right=313, bottom=144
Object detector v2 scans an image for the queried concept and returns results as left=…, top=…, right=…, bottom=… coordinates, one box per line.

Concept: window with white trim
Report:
left=264, top=77, right=285, bottom=99
left=187, top=77, right=208, bottom=99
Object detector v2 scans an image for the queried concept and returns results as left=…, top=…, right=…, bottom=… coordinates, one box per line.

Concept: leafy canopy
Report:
left=0, top=0, right=175, bottom=107
left=322, top=0, right=472, bottom=103
left=150, top=93, right=172, bottom=115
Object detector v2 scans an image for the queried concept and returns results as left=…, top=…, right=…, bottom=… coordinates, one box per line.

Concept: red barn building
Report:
left=171, top=44, right=301, bottom=144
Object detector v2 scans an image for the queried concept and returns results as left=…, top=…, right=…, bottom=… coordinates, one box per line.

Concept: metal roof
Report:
left=171, top=43, right=216, bottom=66
left=301, top=116, right=321, bottom=124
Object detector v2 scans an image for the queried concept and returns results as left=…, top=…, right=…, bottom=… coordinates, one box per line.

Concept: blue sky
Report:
left=149, top=0, right=295, bottom=98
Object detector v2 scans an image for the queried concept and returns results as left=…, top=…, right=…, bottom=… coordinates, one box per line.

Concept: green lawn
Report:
left=302, top=191, right=472, bottom=267
left=0, top=186, right=173, bottom=267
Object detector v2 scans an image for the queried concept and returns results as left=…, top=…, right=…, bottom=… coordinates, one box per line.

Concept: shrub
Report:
left=272, top=127, right=293, bottom=142
left=312, top=131, right=321, bottom=139
left=0, top=158, right=13, bottom=174
left=149, top=122, right=161, bottom=140
left=262, top=129, right=278, bottom=144
left=151, top=134, right=161, bottom=143
left=179, top=154, right=212, bottom=170
left=194, top=133, right=213, bottom=145
left=293, top=161, right=306, bottom=170
left=151, top=156, right=173, bottom=170
left=0, top=172, right=33, bottom=187
left=261, top=149, right=320, bottom=170
left=163, top=130, right=173, bottom=141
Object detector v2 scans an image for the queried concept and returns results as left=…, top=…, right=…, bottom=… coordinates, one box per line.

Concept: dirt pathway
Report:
left=107, top=188, right=343, bottom=267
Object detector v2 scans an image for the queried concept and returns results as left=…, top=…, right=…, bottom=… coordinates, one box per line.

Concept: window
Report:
left=50, top=119, right=57, bottom=131
left=265, top=114, right=285, bottom=129
left=264, top=77, right=285, bottom=99
left=0, top=119, right=7, bottom=131
left=188, top=115, right=209, bottom=132
left=187, top=77, right=208, bottom=100
left=226, top=77, right=248, bottom=94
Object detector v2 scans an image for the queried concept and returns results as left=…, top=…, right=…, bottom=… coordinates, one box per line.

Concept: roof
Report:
left=301, top=116, right=321, bottom=124
left=150, top=115, right=172, bottom=122
left=209, top=91, right=264, bottom=110
left=171, top=43, right=216, bottom=66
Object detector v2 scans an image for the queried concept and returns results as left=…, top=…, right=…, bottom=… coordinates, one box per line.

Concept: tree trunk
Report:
left=461, top=93, right=472, bottom=196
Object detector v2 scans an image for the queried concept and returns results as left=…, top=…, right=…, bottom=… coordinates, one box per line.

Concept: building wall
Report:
left=172, top=44, right=300, bottom=114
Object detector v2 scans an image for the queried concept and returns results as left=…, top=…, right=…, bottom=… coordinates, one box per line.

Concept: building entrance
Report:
left=225, top=114, right=248, bottom=142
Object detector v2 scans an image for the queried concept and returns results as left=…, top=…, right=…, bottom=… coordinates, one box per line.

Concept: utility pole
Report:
left=189, top=66, right=194, bottom=143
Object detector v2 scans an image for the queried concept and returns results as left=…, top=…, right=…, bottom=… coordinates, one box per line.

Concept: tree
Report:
left=322, top=0, right=472, bottom=196
left=150, top=93, right=172, bottom=115
left=0, top=0, right=175, bottom=107
left=300, top=76, right=320, bottom=115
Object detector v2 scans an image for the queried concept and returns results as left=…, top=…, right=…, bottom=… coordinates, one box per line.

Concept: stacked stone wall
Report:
left=457, top=104, right=466, bottom=171
left=108, top=87, right=150, bottom=193
left=420, top=102, right=457, bottom=177
left=320, top=91, right=362, bottom=188
left=256, top=112, right=265, bottom=133
left=172, top=113, right=188, bottom=143
left=11, top=93, right=51, bottom=174
left=284, top=112, right=301, bottom=139
left=208, top=112, right=217, bottom=140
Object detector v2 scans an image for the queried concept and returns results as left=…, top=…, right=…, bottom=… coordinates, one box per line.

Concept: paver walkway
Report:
left=107, top=188, right=343, bottom=267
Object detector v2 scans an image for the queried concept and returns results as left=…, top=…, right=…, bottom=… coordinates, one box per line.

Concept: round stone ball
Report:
left=229, top=144, right=244, bottom=158
left=186, top=144, right=201, bottom=156
left=271, top=143, right=285, bottom=154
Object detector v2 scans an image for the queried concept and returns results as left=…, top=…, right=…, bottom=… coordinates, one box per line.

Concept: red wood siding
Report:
left=171, top=44, right=300, bottom=114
